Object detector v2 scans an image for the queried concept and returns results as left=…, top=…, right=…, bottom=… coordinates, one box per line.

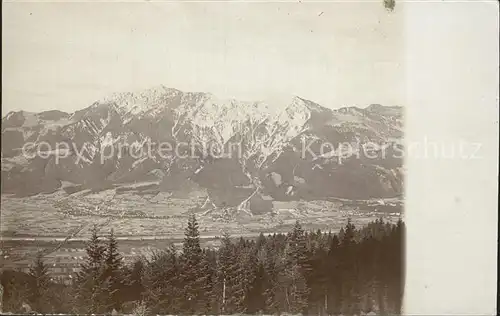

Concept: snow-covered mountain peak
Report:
left=97, top=85, right=181, bottom=117
left=2, top=85, right=404, bottom=207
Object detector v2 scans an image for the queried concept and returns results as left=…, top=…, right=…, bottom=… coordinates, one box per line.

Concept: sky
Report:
left=2, top=1, right=404, bottom=113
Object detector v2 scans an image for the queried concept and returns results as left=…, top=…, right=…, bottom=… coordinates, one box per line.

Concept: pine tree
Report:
left=166, top=244, right=183, bottom=314
left=341, top=218, right=356, bottom=247
left=84, top=225, right=106, bottom=269
left=339, top=218, right=361, bottom=316
left=217, top=232, right=233, bottom=314
left=246, top=261, right=266, bottom=314
left=284, top=221, right=310, bottom=314
left=196, top=249, right=215, bottom=313
left=287, top=263, right=309, bottom=314
left=75, top=224, right=107, bottom=314
left=263, top=242, right=280, bottom=314
left=180, top=214, right=204, bottom=314
left=2, top=275, right=30, bottom=313
left=239, top=244, right=259, bottom=313
left=0, top=218, right=405, bottom=315
left=224, top=238, right=246, bottom=314
left=327, top=234, right=341, bottom=315
left=104, top=229, right=124, bottom=312
left=142, top=246, right=182, bottom=314
left=256, top=232, right=267, bottom=250
left=121, top=258, right=144, bottom=304
left=308, top=246, right=329, bottom=316
left=27, top=253, right=50, bottom=313
left=291, top=221, right=313, bottom=275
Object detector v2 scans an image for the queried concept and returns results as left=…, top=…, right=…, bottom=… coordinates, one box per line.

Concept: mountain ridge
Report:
left=2, top=86, right=403, bottom=217
left=2, top=85, right=403, bottom=120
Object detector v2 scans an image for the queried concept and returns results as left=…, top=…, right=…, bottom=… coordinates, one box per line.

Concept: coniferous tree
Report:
left=1, top=218, right=405, bottom=315
left=121, top=258, right=144, bottom=305
left=27, top=253, right=50, bottom=313
left=246, top=261, right=266, bottom=314
left=195, top=249, right=215, bottom=313
left=239, top=242, right=259, bottom=313
left=284, top=221, right=310, bottom=314
left=104, top=229, right=123, bottom=312
left=75, top=224, right=108, bottom=314
left=2, top=274, right=30, bottom=313
left=142, top=245, right=182, bottom=314
left=49, top=279, right=73, bottom=314
left=256, top=232, right=267, bottom=250
left=339, top=219, right=361, bottom=316
left=263, top=240, right=280, bottom=314
left=203, top=248, right=220, bottom=314
left=224, top=239, right=246, bottom=314
left=308, top=245, right=329, bottom=315
left=180, top=214, right=204, bottom=314
left=327, top=234, right=341, bottom=315
left=216, top=232, right=233, bottom=314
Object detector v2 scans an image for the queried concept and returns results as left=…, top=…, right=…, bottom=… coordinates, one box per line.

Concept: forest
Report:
left=1, top=216, right=404, bottom=315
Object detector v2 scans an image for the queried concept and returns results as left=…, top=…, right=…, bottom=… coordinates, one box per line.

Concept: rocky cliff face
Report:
left=2, top=86, right=403, bottom=215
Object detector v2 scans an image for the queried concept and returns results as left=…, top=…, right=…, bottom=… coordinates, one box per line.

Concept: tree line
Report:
left=1, top=216, right=404, bottom=315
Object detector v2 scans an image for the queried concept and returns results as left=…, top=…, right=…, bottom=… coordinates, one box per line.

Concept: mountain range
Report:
left=1, top=85, right=403, bottom=216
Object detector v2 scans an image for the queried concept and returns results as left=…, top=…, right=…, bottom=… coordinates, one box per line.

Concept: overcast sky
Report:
left=2, top=1, right=404, bottom=113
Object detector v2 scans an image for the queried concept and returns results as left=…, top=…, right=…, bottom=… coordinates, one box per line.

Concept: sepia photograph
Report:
left=1, top=0, right=495, bottom=315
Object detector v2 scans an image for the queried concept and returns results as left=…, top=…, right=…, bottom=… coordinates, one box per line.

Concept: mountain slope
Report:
left=2, top=86, right=403, bottom=216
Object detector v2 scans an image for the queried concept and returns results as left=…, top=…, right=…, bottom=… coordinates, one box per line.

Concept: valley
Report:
left=1, top=187, right=401, bottom=238
left=1, top=189, right=401, bottom=280
left=1, top=86, right=403, bottom=280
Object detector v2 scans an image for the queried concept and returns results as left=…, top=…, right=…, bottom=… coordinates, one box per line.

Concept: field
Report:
left=1, top=188, right=402, bottom=278
left=1, top=188, right=402, bottom=237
